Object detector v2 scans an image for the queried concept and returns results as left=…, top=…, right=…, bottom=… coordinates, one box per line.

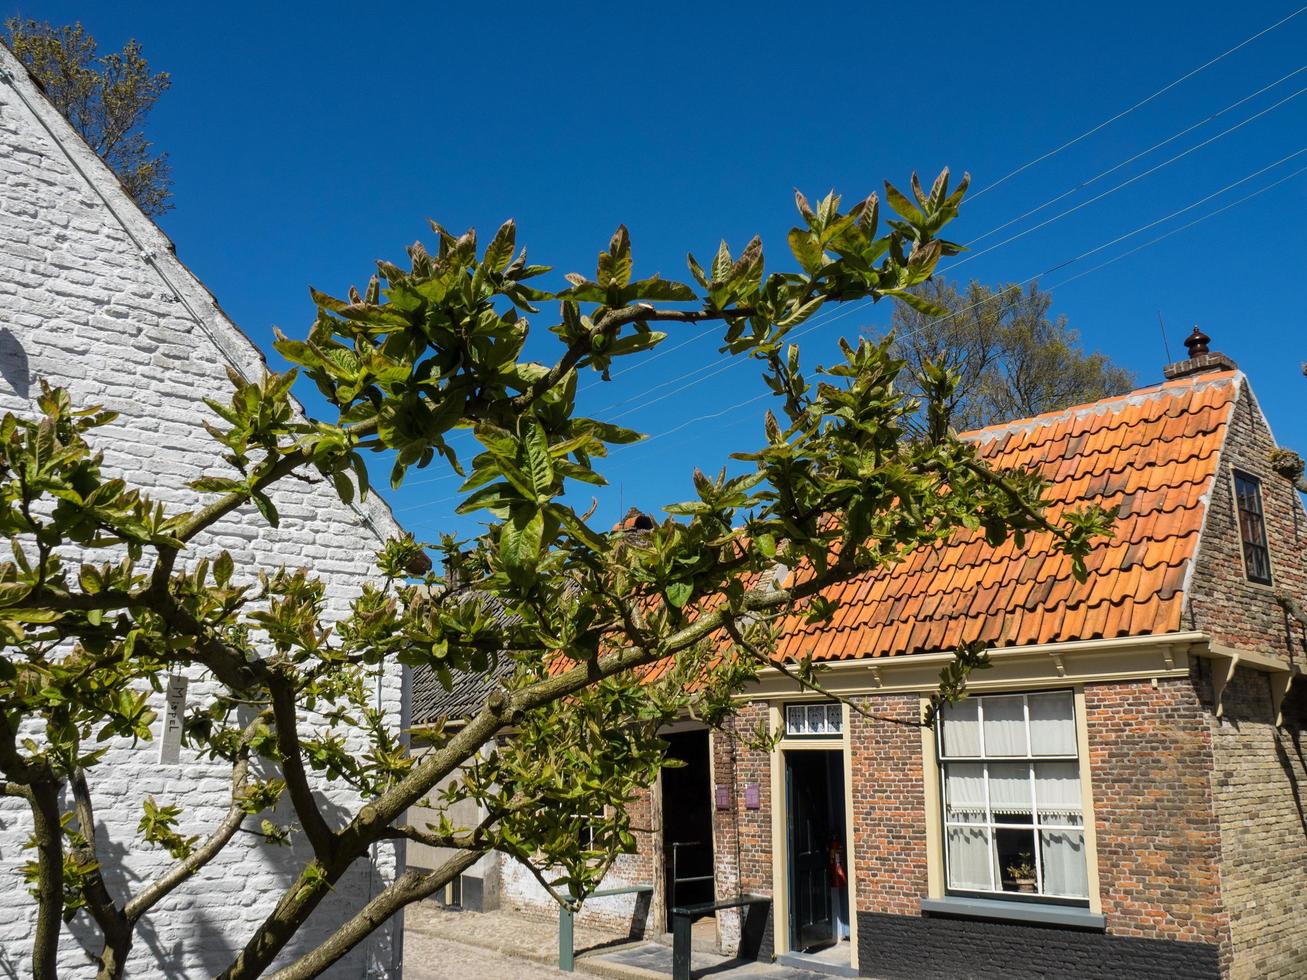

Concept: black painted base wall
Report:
left=744, top=904, right=773, bottom=963
left=855, top=911, right=1220, bottom=980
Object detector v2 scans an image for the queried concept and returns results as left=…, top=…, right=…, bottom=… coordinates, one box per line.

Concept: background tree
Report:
left=0, top=174, right=1112, bottom=979
left=3, top=19, right=172, bottom=216
left=886, top=279, right=1134, bottom=431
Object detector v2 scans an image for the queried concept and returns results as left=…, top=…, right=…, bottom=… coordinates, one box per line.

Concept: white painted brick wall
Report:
left=0, top=47, right=408, bottom=978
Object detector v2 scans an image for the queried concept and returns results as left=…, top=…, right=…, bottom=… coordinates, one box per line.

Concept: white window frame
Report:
left=784, top=701, right=843, bottom=738
left=936, top=691, right=1089, bottom=903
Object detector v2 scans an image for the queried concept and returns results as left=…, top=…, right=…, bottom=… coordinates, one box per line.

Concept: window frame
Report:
left=935, top=690, right=1091, bottom=905
left=783, top=700, right=844, bottom=738
left=1232, top=468, right=1273, bottom=586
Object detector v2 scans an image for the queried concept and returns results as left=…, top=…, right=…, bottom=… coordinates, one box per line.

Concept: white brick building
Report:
left=0, top=44, right=407, bottom=977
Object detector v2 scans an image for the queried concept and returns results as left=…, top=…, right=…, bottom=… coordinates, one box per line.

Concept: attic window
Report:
left=1233, top=470, right=1272, bottom=585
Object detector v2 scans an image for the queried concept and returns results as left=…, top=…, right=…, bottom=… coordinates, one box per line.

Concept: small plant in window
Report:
left=1006, top=853, right=1036, bottom=893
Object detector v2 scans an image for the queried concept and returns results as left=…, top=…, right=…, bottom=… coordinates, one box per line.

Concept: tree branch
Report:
left=123, top=714, right=267, bottom=924
left=266, top=676, right=337, bottom=859
left=265, top=850, right=482, bottom=980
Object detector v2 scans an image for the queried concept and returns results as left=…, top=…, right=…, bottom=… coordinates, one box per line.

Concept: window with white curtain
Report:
left=937, top=691, right=1089, bottom=902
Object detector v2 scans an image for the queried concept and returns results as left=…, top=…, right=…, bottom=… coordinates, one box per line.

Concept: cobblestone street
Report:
left=404, top=926, right=573, bottom=980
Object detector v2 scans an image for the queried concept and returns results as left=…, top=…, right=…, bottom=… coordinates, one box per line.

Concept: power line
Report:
left=945, top=80, right=1307, bottom=273
left=615, top=146, right=1307, bottom=457
left=966, top=3, right=1307, bottom=202
left=593, top=42, right=1307, bottom=415
left=1044, top=160, right=1307, bottom=291
left=964, top=60, right=1307, bottom=247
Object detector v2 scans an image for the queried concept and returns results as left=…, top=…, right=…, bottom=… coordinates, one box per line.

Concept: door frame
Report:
left=769, top=702, right=859, bottom=970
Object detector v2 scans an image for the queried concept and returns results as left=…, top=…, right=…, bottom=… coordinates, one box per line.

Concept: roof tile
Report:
left=785, top=372, right=1239, bottom=662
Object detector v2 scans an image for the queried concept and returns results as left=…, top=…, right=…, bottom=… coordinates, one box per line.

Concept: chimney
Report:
left=1163, top=327, right=1237, bottom=380
left=611, top=507, right=655, bottom=533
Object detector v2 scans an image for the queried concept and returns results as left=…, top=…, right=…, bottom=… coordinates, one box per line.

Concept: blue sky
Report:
left=10, top=1, right=1307, bottom=544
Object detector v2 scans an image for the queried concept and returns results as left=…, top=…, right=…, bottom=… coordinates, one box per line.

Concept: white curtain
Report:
left=941, top=699, right=981, bottom=756
left=982, top=696, right=1027, bottom=756
left=1040, top=830, right=1088, bottom=897
left=987, top=763, right=1032, bottom=820
left=1029, top=692, right=1077, bottom=755
left=943, top=763, right=986, bottom=822
left=947, top=826, right=992, bottom=891
left=1035, top=762, right=1083, bottom=826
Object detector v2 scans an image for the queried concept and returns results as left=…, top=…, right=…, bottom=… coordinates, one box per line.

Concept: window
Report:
left=785, top=702, right=842, bottom=737
left=1234, top=470, right=1272, bottom=585
left=937, top=692, right=1088, bottom=902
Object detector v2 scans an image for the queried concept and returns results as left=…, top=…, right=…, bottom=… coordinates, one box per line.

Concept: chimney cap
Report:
left=1183, top=326, right=1211, bottom=357
left=1163, top=325, right=1235, bottom=380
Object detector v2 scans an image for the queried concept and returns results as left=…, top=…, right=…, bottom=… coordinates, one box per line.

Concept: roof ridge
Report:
left=964, top=370, right=1240, bottom=444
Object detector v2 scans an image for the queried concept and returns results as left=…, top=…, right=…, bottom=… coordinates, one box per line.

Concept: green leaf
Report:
left=214, top=551, right=234, bottom=587
left=483, top=219, right=516, bottom=272
left=252, top=491, right=280, bottom=528
left=665, top=581, right=693, bottom=608
left=883, top=289, right=948, bottom=318
left=524, top=423, right=555, bottom=499
left=628, top=276, right=696, bottom=302
left=787, top=228, right=824, bottom=275
left=883, top=181, right=925, bottom=224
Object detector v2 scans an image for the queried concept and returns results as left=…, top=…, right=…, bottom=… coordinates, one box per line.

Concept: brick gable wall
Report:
left=1186, top=380, right=1307, bottom=662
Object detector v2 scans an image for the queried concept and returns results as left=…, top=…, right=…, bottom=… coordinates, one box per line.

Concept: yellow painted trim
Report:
left=744, top=637, right=1197, bottom=702
left=776, top=738, right=843, bottom=752
left=768, top=704, right=788, bottom=958
left=1075, top=686, right=1103, bottom=915
left=842, top=702, right=859, bottom=971
left=920, top=696, right=943, bottom=899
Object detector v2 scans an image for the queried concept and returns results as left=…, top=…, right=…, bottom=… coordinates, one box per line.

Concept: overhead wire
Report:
left=943, top=79, right=1307, bottom=273
left=392, top=8, right=1307, bottom=514
left=965, top=3, right=1307, bottom=202
left=594, top=45, right=1307, bottom=412
left=607, top=145, right=1307, bottom=459
left=392, top=145, right=1307, bottom=517
left=392, top=146, right=1307, bottom=517
left=964, top=60, right=1307, bottom=246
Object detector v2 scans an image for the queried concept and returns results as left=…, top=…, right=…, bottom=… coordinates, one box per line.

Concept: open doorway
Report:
left=784, top=749, right=850, bottom=957
left=661, top=730, right=716, bottom=926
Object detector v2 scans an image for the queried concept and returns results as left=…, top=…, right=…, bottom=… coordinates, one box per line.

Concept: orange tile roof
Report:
left=773, top=370, right=1240, bottom=662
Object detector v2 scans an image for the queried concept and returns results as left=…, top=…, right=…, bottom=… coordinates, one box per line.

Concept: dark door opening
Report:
left=785, top=750, right=849, bottom=953
left=662, top=730, right=716, bottom=924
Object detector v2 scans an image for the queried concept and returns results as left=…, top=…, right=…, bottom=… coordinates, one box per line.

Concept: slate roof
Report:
left=410, top=593, right=520, bottom=726
left=773, top=370, right=1239, bottom=662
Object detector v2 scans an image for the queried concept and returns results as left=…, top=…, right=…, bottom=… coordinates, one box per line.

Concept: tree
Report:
left=0, top=173, right=1113, bottom=979
left=886, top=279, right=1134, bottom=431
left=3, top=19, right=173, bottom=216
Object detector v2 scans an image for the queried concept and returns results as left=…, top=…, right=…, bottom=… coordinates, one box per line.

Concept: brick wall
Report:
left=1206, top=666, right=1307, bottom=979
left=1187, top=380, right=1307, bottom=665
left=709, top=704, right=773, bottom=955
left=498, top=785, right=659, bottom=932
left=0, top=47, right=405, bottom=978
left=846, top=693, right=928, bottom=916
left=1083, top=677, right=1227, bottom=951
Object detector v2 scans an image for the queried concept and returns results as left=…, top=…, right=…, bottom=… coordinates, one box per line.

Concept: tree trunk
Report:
left=28, top=779, right=64, bottom=980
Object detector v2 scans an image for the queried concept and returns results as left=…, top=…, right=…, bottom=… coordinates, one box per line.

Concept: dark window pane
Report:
left=1234, top=471, right=1272, bottom=584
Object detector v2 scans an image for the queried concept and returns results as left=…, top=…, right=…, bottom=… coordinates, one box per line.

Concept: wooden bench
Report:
left=557, top=883, right=654, bottom=972
left=669, top=893, right=771, bottom=980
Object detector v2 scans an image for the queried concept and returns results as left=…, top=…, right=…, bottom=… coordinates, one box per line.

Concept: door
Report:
left=662, top=730, right=715, bottom=922
left=786, top=752, right=833, bottom=949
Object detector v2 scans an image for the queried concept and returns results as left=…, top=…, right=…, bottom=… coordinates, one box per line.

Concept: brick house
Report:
left=0, top=45, right=407, bottom=976
left=426, top=339, right=1307, bottom=979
